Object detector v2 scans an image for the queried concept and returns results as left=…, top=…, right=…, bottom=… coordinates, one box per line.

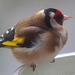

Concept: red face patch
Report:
left=55, top=9, right=63, bottom=17
left=54, top=9, right=63, bottom=25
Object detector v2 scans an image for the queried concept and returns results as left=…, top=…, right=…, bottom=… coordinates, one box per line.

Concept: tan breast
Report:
left=11, top=27, right=68, bottom=64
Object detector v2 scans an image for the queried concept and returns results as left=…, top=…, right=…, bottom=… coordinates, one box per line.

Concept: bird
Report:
left=0, top=8, right=71, bottom=72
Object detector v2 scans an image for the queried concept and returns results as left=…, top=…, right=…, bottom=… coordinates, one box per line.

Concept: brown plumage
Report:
left=12, top=27, right=68, bottom=64
left=15, top=10, right=48, bottom=37
left=0, top=8, right=71, bottom=72
left=12, top=8, right=70, bottom=71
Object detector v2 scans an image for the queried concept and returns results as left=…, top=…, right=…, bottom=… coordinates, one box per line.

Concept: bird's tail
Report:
left=0, top=37, right=6, bottom=47
left=0, top=27, right=25, bottom=47
left=0, top=27, right=16, bottom=47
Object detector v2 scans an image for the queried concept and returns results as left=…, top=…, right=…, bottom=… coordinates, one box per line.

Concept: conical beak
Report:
left=63, top=15, right=72, bottom=21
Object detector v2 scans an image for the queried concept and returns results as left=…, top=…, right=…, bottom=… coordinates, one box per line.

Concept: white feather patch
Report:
left=59, top=31, right=66, bottom=38
left=50, top=19, right=63, bottom=29
left=2, top=34, right=4, bottom=37
left=25, top=37, right=44, bottom=53
left=11, top=27, right=14, bottom=30
left=49, top=12, right=55, bottom=18
left=6, top=30, right=9, bottom=34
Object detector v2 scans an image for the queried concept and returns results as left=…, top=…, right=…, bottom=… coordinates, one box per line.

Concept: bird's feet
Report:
left=31, top=63, right=36, bottom=72
left=50, top=58, right=55, bottom=63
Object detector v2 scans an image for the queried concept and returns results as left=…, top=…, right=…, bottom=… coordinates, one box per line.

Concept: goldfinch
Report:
left=0, top=8, right=71, bottom=71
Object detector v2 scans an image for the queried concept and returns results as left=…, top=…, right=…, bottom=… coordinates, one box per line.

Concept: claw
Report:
left=31, top=63, right=36, bottom=72
left=50, top=59, right=55, bottom=63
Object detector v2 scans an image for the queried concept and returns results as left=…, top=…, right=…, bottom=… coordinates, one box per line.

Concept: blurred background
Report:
left=0, top=0, right=75, bottom=75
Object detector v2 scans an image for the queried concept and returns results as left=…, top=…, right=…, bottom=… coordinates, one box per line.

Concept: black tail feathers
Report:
left=0, top=27, right=15, bottom=47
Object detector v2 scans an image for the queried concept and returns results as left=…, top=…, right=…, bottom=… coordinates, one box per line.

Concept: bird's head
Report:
left=43, top=8, right=71, bottom=29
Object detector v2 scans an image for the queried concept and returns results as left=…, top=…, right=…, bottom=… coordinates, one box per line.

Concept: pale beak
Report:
left=63, top=15, right=72, bottom=21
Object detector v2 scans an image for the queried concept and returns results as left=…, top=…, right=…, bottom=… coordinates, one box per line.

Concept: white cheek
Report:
left=50, top=19, right=63, bottom=29
left=49, top=12, right=55, bottom=18
left=54, top=24, right=63, bottom=29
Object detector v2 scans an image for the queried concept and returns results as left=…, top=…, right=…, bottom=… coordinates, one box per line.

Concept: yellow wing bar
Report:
left=2, top=37, right=25, bottom=47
